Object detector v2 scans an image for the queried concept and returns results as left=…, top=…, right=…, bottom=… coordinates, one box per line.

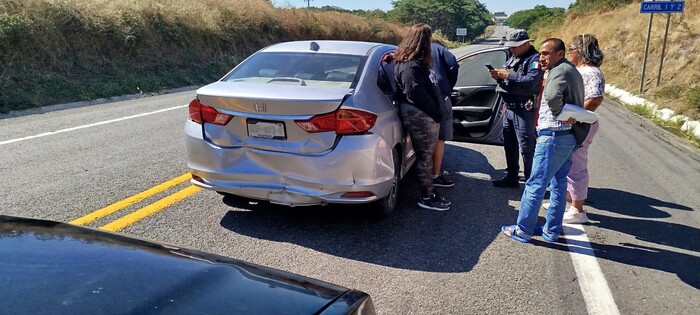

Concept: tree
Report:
left=390, top=0, right=492, bottom=41
left=507, top=5, right=565, bottom=31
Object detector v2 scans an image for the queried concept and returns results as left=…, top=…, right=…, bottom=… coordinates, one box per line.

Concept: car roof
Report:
left=260, top=40, right=391, bottom=56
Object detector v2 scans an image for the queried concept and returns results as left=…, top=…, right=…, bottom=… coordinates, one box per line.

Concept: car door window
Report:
left=455, top=50, right=508, bottom=86
left=377, top=53, right=396, bottom=94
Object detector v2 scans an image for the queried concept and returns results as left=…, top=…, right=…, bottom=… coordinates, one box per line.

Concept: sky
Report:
left=273, top=0, right=576, bottom=15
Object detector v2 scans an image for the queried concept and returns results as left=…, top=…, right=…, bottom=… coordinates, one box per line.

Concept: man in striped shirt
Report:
left=501, top=38, right=585, bottom=243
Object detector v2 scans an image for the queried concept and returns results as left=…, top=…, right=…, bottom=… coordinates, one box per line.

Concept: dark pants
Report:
left=400, top=103, right=439, bottom=197
left=503, top=106, right=537, bottom=180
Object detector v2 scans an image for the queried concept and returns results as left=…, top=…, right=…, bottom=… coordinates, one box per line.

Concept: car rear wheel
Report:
left=375, top=148, right=401, bottom=216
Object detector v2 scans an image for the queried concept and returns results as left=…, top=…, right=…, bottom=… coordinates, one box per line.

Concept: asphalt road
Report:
left=1, top=29, right=698, bottom=314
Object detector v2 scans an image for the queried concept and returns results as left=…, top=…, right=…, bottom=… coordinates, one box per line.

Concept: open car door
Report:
left=450, top=47, right=510, bottom=145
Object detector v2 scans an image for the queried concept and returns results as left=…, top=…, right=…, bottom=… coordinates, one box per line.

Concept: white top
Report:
left=578, top=66, right=605, bottom=101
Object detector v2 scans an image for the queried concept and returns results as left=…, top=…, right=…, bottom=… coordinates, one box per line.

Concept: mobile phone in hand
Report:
left=486, top=64, right=503, bottom=83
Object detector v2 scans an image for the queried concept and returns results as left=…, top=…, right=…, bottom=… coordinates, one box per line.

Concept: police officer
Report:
left=489, top=29, right=544, bottom=188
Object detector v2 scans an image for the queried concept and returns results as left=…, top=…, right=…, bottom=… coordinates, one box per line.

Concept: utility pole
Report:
left=304, top=0, right=313, bottom=8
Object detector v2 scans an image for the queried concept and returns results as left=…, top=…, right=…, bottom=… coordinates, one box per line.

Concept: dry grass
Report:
left=532, top=1, right=700, bottom=119
left=0, top=0, right=407, bottom=112
left=275, top=8, right=404, bottom=43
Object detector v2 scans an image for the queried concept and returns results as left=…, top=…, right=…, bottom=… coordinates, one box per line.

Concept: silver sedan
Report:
left=185, top=40, right=510, bottom=215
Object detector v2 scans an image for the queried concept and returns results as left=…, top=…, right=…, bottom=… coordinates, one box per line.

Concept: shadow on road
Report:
left=545, top=187, right=700, bottom=288
left=545, top=230, right=700, bottom=289
left=218, top=145, right=521, bottom=273
left=587, top=187, right=693, bottom=219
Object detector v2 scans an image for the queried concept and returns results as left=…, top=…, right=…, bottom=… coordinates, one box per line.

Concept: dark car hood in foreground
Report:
left=0, top=215, right=374, bottom=315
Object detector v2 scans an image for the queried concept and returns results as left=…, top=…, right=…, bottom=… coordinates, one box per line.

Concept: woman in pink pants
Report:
left=563, top=34, right=605, bottom=224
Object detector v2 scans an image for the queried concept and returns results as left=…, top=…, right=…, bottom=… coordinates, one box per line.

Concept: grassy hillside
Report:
left=531, top=0, right=700, bottom=120
left=0, top=0, right=407, bottom=113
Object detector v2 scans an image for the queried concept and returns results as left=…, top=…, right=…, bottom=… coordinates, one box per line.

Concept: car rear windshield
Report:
left=223, top=52, right=366, bottom=89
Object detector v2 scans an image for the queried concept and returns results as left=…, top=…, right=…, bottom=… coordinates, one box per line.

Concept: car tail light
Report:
left=295, top=109, right=377, bottom=135
left=295, top=112, right=336, bottom=133
left=188, top=98, right=233, bottom=126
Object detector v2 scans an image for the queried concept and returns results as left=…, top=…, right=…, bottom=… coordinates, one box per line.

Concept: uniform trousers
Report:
left=503, top=106, right=537, bottom=180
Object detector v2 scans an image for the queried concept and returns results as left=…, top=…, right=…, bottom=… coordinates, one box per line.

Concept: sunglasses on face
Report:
left=568, top=46, right=579, bottom=52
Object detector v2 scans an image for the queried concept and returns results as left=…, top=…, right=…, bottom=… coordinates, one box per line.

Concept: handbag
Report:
left=571, top=122, right=591, bottom=147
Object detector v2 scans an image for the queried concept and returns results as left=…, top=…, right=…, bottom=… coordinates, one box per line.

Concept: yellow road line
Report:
left=70, top=173, right=192, bottom=225
left=100, top=185, right=202, bottom=232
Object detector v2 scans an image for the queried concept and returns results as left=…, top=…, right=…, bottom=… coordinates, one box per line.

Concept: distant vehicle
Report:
left=499, top=36, right=506, bottom=45
left=0, top=215, right=376, bottom=314
left=185, top=40, right=511, bottom=215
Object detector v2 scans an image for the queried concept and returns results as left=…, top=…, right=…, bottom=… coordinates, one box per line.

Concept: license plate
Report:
left=247, top=119, right=286, bottom=140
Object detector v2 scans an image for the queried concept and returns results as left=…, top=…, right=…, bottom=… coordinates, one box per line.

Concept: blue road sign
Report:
left=640, top=1, right=685, bottom=13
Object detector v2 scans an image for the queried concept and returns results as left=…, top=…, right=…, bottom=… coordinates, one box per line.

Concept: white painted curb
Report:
left=605, top=84, right=700, bottom=140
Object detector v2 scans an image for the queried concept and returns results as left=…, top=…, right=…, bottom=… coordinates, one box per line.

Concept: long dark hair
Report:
left=571, top=34, right=604, bottom=67
left=395, top=23, right=433, bottom=68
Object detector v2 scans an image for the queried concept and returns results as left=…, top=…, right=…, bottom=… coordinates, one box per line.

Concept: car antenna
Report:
left=310, top=41, right=320, bottom=52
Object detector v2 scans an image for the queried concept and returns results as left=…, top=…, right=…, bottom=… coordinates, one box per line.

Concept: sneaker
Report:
left=433, top=191, right=452, bottom=206
left=418, top=194, right=450, bottom=211
left=563, top=209, right=589, bottom=224
left=433, top=173, right=455, bottom=187
left=492, top=176, right=519, bottom=188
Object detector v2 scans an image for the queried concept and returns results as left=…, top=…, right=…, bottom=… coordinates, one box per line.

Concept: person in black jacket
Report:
left=430, top=41, right=459, bottom=188
left=394, top=23, right=450, bottom=211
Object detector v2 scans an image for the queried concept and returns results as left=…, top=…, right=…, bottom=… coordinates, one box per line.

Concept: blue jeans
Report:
left=515, top=133, right=577, bottom=240
left=503, top=107, right=537, bottom=180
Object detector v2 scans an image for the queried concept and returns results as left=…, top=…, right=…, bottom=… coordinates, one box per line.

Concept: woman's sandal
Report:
left=501, top=225, right=530, bottom=243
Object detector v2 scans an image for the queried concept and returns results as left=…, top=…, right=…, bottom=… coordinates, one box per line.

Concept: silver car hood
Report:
left=196, top=81, right=352, bottom=115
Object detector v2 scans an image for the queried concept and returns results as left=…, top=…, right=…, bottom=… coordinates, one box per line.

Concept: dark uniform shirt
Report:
left=496, top=45, right=544, bottom=104
left=430, top=43, right=459, bottom=97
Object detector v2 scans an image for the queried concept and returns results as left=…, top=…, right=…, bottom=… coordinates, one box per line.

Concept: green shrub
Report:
left=687, top=87, right=700, bottom=111
left=507, top=5, right=565, bottom=32
left=0, top=13, right=31, bottom=46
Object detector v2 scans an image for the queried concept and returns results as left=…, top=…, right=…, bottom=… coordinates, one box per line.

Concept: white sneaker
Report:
left=563, top=209, right=589, bottom=224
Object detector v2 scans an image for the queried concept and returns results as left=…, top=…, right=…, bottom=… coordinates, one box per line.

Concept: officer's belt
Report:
left=503, top=100, right=532, bottom=109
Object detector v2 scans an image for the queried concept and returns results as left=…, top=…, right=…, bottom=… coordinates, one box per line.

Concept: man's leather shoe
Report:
left=492, top=177, right=519, bottom=188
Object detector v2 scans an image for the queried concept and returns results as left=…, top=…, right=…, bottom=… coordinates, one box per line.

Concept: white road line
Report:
left=563, top=224, right=621, bottom=315
left=0, top=105, right=187, bottom=146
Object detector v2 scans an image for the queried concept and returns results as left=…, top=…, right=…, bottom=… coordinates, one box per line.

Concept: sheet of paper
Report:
left=555, top=103, right=598, bottom=123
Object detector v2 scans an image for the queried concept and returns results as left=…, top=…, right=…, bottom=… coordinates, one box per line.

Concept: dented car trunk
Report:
left=196, top=82, right=352, bottom=154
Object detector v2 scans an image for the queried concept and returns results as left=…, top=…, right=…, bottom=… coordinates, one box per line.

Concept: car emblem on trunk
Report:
left=254, top=102, right=266, bottom=112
